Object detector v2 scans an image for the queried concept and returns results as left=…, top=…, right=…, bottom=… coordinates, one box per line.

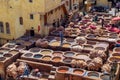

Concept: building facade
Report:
left=0, top=0, right=72, bottom=45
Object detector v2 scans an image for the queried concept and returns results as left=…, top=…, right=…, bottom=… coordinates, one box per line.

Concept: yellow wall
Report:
left=0, top=0, right=67, bottom=45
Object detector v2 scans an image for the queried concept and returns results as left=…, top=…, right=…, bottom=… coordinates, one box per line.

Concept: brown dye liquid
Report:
left=16, top=45, right=25, bottom=50
left=4, top=53, right=12, bottom=57
left=42, top=56, right=51, bottom=61
left=62, top=43, right=71, bottom=48
left=115, top=48, right=120, bottom=52
left=74, top=70, right=83, bottom=75
left=58, top=69, right=68, bottom=73
left=53, top=57, right=61, bottom=62
left=53, top=52, right=63, bottom=56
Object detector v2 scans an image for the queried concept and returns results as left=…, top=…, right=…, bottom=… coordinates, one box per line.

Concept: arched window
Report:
left=19, top=17, right=23, bottom=25
left=0, top=22, right=4, bottom=33
left=6, top=22, right=10, bottom=34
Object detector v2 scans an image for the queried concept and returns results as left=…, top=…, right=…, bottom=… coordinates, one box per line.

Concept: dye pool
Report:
left=3, top=53, right=12, bottom=57
left=30, top=48, right=41, bottom=52
left=9, top=50, right=19, bottom=54
left=100, top=74, right=110, bottom=80
left=58, top=67, right=69, bottom=73
left=95, top=47, right=105, bottom=50
left=49, top=41, right=60, bottom=47
left=53, top=51, right=63, bottom=57
left=0, top=57, right=6, bottom=61
left=52, top=57, right=61, bottom=62
left=33, top=54, right=42, bottom=58
left=5, top=44, right=15, bottom=48
left=73, top=69, right=84, bottom=75
left=24, top=53, right=33, bottom=57
left=63, top=58, right=72, bottom=63
left=40, top=50, right=52, bottom=55
left=16, top=45, right=25, bottom=50
left=42, top=56, right=51, bottom=61
left=64, top=52, right=75, bottom=57
left=87, top=72, right=99, bottom=79
left=62, top=43, right=71, bottom=48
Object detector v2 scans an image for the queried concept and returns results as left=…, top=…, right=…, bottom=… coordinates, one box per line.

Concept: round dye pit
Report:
left=30, top=48, right=41, bottom=52
left=9, top=50, right=19, bottom=54
left=62, top=43, right=71, bottom=48
left=64, top=52, right=75, bottom=57
left=114, top=47, right=120, bottom=52
left=117, top=40, right=120, bottom=44
left=53, top=51, right=63, bottom=57
left=0, top=48, right=10, bottom=53
left=83, top=45, right=93, bottom=50
left=40, top=49, right=53, bottom=55
left=0, top=52, right=3, bottom=55
left=3, top=53, right=12, bottom=57
left=66, top=38, right=74, bottom=42
left=112, top=53, right=120, bottom=56
left=23, top=41, right=32, bottom=46
left=109, top=56, right=120, bottom=62
left=73, top=69, right=84, bottom=75
left=87, top=41, right=96, bottom=45
left=63, top=58, right=72, bottom=63
left=33, top=54, right=42, bottom=58
left=16, top=45, right=25, bottom=50
left=49, top=41, right=60, bottom=47
left=52, top=57, right=61, bottom=62
left=100, top=74, right=110, bottom=80
left=87, top=34, right=96, bottom=39
left=79, top=33, right=86, bottom=36
left=87, top=72, right=99, bottom=79
left=57, top=66, right=69, bottom=73
left=78, top=40, right=85, bottom=44
left=5, top=44, right=15, bottom=48
left=42, top=56, right=51, bottom=61
left=24, top=53, right=33, bottom=57
left=0, top=57, right=6, bottom=61
left=95, top=47, right=105, bottom=50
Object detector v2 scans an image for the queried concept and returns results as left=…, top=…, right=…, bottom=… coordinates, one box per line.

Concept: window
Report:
left=30, top=14, right=34, bottom=19
left=0, top=22, right=4, bottom=33
left=19, top=17, right=23, bottom=25
left=6, top=22, right=10, bottom=34
left=29, top=0, right=33, bottom=2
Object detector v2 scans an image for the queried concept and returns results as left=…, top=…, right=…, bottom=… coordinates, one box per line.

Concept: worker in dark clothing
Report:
left=52, top=20, right=56, bottom=28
